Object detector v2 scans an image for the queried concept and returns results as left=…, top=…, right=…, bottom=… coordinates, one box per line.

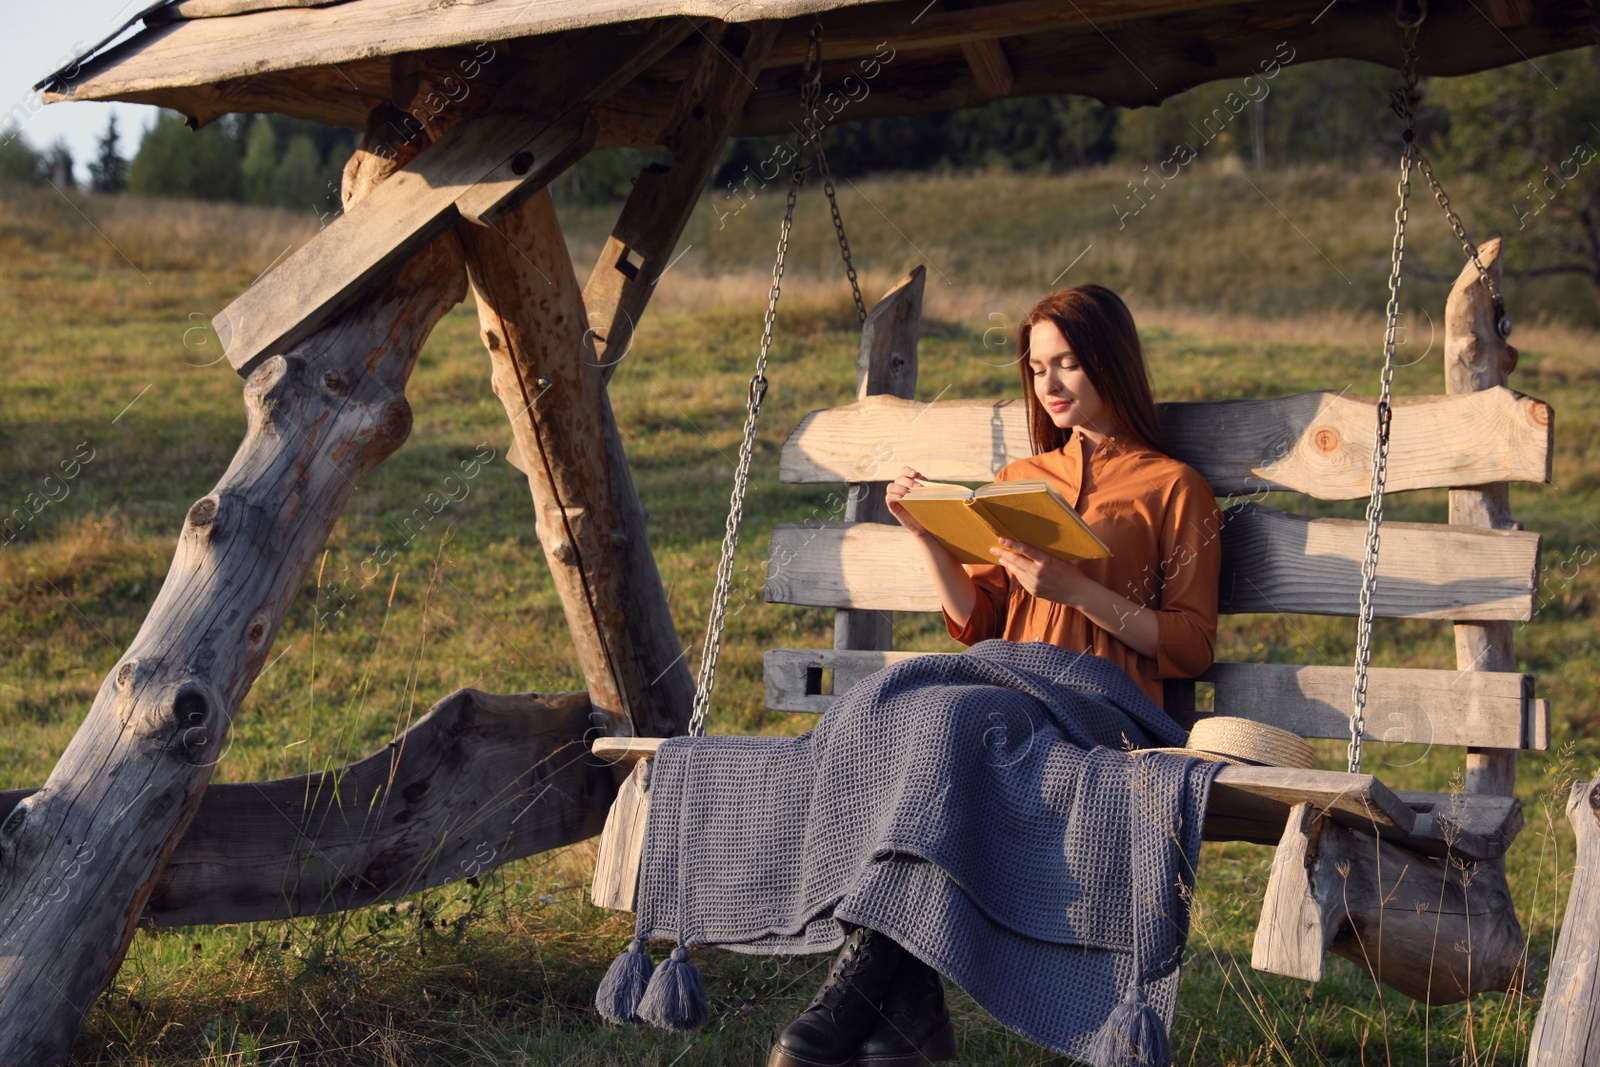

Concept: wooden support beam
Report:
left=0, top=119, right=468, bottom=1067
left=1446, top=237, right=1522, bottom=798
left=583, top=21, right=780, bottom=380
left=591, top=757, right=652, bottom=911
left=835, top=267, right=924, bottom=653
left=1250, top=802, right=1525, bottom=1004
left=1529, top=771, right=1600, bottom=1064
left=460, top=188, right=693, bottom=737
left=212, top=21, right=694, bottom=377
left=0, top=689, right=613, bottom=926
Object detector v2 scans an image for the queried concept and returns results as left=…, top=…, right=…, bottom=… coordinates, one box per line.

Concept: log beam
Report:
left=834, top=267, right=924, bottom=652
left=583, top=21, right=780, bottom=379
left=0, top=689, right=612, bottom=927
left=460, top=188, right=692, bottom=737
left=1529, top=771, right=1600, bottom=1064
left=0, top=115, right=468, bottom=1066
left=1251, top=802, right=1525, bottom=1004
left=1446, top=236, right=1523, bottom=798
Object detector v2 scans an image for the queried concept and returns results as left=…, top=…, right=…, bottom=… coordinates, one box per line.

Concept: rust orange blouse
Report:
left=943, top=429, right=1224, bottom=706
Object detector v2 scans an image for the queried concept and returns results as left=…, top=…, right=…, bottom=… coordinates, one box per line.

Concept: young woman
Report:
left=766, top=284, right=1224, bottom=1067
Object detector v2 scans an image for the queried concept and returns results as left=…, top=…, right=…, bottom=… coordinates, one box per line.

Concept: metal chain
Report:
left=1350, top=15, right=1420, bottom=774
left=801, top=22, right=868, bottom=325
left=1414, top=150, right=1511, bottom=337
left=686, top=41, right=820, bottom=738
left=817, top=142, right=866, bottom=323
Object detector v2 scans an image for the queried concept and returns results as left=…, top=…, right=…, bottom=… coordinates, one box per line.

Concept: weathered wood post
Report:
left=463, top=22, right=780, bottom=739
left=0, top=113, right=468, bottom=1066
left=463, top=189, right=691, bottom=736
left=1528, top=771, right=1600, bottom=1064
left=1446, top=235, right=1525, bottom=797
left=834, top=266, right=925, bottom=652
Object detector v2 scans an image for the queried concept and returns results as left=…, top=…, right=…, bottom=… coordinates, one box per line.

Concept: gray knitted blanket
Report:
left=634, top=640, right=1219, bottom=1061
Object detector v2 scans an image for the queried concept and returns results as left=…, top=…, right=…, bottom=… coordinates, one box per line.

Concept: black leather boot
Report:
left=767, top=925, right=905, bottom=1067
left=854, top=952, right=956, bottom=1066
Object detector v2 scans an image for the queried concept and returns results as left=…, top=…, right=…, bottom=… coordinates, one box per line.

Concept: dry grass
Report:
left=2, top=163, right=1598, bottom=1065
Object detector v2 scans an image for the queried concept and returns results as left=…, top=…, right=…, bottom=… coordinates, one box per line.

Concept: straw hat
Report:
left=1144, top=715, right=1315, bottom=769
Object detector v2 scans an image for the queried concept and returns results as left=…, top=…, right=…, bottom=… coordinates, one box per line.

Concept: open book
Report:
left=897, top=479, right=1112, bottom=566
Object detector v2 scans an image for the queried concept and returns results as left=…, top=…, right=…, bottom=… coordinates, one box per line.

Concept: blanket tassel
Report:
left=1087, top=987, right=1170, bottom=1067
left=595, top=939, right=656, bottom=1024
left=636, top=944, right=709, bottom=1031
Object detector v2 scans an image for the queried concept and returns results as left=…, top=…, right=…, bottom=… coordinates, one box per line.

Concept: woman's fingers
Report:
left=991, top=538, right=1042, bottom=561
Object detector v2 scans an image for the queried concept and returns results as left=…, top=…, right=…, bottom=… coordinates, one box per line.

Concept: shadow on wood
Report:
left=0, top=689, right=615, bottom=928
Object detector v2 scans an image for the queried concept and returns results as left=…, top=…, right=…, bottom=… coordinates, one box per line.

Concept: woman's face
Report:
left=1026, top=320, right=1114, bottom=436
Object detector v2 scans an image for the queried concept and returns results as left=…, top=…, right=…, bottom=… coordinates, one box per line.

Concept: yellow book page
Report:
left=895, top=495, right=1004, bottom=566
left=974, top=485, right=1112, bottom=562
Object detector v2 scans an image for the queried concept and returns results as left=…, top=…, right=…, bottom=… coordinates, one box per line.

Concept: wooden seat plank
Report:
left=765, top=507, right=1539, bottom=621
left=779, top=388, right=1552, bottom=499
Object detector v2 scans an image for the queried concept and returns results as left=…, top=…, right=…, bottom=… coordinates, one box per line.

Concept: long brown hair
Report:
left=1015, top=285, right=1166, bottom=455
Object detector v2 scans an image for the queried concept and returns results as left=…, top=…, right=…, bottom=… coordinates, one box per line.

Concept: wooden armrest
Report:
left=1207, top=766, right=1415, bottom=838
left=591, top=736, right=666, bottom=765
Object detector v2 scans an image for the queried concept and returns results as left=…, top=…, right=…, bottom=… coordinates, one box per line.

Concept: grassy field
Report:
left=2, top=159, right=1599, bottom=1065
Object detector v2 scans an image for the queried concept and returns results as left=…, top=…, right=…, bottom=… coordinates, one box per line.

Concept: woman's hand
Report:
left=988, top=538, right=1096, bottom=606
left=884, top=466, right=930, bottom=537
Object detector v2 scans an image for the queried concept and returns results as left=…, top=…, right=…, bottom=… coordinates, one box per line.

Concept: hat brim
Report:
left=1139, top=746, right=1254, bottom=766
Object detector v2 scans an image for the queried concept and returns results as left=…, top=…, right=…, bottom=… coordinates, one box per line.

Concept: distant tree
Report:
left=239, top=115, right=351, bottom=213
left=1429, top=47, right=1600, bottom=313
left=88, top=113, right=128, bottom=193
left=0, top=132, right=43, bottom=186
left=129, top=111, right=243, bottom=201
left=240, top=116, right=279, bottom=203
left=43, top=141, right=74, bottom=188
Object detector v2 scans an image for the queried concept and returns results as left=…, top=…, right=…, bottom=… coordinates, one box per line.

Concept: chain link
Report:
left=686, top=32, right=827, bottom=737
left=800, top=22, right=867, bottom=324
left=1350, top=16, right=1421, bottom=774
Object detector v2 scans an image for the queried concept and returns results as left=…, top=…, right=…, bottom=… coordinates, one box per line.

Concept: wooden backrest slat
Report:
left=765, top=505, right=1539, bottom=621
left=763, top=649, right=1544, bottom=751
left=779, top=388, right=1552, bottom=500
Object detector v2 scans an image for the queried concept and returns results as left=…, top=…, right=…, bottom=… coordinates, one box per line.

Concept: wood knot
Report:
left=553, top=542, right=577, bottom=565
left=323, top=370, right=348, bottom=395
left=378, top=398, right=413, bottom=447
left=246, top=613, right=270, bottom=646
left=187, top=496, right=219, bottom=528
left=1, top=802, right=26, bottom=838
left=1588, top=779, right=1600, bottom=812
left=1529, top=401, right=1551, bottom=428
left=1312, top=427, right=1340, bottom=454
left=481, top=330, right=501, bottom=352
left=172, top=687, right=215, bottom=763
left=116, top=660, right=138, bottom=689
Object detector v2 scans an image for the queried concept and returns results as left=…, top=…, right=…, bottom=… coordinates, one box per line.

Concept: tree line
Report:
left=2, top=51, right=1597, bottom=308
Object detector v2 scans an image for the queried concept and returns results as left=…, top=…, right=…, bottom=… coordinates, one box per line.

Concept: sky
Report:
left=2, top=0, right=162, bottom=182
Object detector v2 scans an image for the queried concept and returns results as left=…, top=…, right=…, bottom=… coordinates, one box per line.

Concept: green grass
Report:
left=2, top=161, right=1599, bottom=1065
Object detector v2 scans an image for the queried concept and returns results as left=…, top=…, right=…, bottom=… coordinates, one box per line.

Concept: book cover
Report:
left=898, top=479, right=1112, bottom=566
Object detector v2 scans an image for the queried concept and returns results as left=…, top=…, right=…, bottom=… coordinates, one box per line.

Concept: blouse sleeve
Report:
left=943, top=563, right=1010, bottom=645
left=1152, top=470, right=1225, bottom=679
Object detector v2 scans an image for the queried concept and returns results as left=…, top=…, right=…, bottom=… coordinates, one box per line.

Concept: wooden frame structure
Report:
left=8, top=0, right=1596, bottom=1062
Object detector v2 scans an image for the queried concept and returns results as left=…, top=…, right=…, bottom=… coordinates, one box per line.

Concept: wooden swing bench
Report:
left=596, top=252, right=1553, bottom=1002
